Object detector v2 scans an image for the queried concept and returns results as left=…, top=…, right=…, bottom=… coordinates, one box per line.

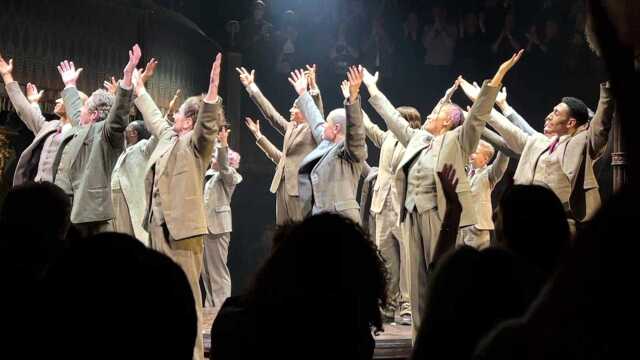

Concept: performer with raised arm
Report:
left=202, top=126, right=242, bottom=310
left=52, top=44, right=140, bottom=237
left=463, top=141, right=510, bottom=249
left=110, top=60, right=159, bottom=246
left=341, top=77, right=419, bottom=324
left=362, top=50, right=523, bottom=338
left=0, top=50, right=86, bottom=186
left=291, top=66, right=367, bottom=223
left=237, top=65, right=324, bottom=224
left=459, top=77, right=614, bottom=227
left=134, top=53, right=224, bottom=360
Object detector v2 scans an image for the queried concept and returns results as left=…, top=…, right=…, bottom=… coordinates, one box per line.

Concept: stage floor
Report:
left=203, top=308, right=413, bottom=359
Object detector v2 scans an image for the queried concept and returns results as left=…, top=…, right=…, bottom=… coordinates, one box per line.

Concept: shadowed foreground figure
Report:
left=210, top=213, right=388, bottom=360
left=42, top=233, right=197, bottom=359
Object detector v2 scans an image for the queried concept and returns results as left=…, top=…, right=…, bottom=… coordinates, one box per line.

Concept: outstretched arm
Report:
left=192, top=53, right=223, bottom=162
left=363, top=67, right=423, bottom=147
left=290, top=68, right=325, bottom=144
left=494, top=86, right=537, bottom=135
left=306, top=64, right=325, bottom=118
left=344, top=66, right=367, bottom=162
left=587, top=82, right=614, bottom=159
left=245, top=117, right=282, bottom=164
left=342, top=79, right=385, bottom=148
left=487, top=152, right=510, bottom=187
left=102, top=44, right=140, bottom=148
left=57, top=60, right=84, bottom=127
left=1, top=51, right=47, bottom=134
left=237, top=66, right=289, bottom=135
left=217, top=127, right=239, bottom=187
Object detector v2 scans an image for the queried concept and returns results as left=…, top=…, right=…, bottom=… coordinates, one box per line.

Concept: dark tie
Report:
left=549, top=136, right=560, bottom=154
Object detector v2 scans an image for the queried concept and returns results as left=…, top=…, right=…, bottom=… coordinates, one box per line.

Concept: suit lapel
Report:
left=396, top=132, right=432, bottom=175
left=68, top=124, right=94, bottom=169
left=285, top=123, right=307, bottom=152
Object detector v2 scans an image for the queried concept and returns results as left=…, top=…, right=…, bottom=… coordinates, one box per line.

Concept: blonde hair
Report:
left=477, top=140, right=495, bottom=160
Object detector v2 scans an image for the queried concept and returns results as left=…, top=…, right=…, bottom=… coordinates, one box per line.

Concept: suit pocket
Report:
left=335, top=200, right=360, bottom=211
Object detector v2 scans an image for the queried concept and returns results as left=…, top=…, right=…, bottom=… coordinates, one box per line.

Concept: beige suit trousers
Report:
left=375, top=197, right=410, bottom=311
left=402, top=207, right=441, bottom=341
left=148, top=222, right=204, bottom=360
left=202, top=232, right=231, bottom=309
left=275, top=181, right=304, bottom=225
left=111, top=189, right=135, bottom=236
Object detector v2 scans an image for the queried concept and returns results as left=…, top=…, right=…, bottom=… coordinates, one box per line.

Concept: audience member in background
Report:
left=52, top=45, right=140, bottom=238
left=210, top=213, right=388, bottom=360
left=456, top=9, right=489, bottom=77
left=0, top=51, right=86, bottom=186
left=0, top=182, right=71, bottom=357
left=491, top=13, right=521, bottom=63
left=329, top=23, right=360, bottom=76
left=495, top=185, right=570, bottom=282
left=240, top=0, right=273, bottom=68
left=362, top=16, right=395, bottom=84
left=202, top=127, right=243, bottom=309
left=275, top=10, right=300, bottom=77
left=110, top=60, right=159, bottom=246
left=422, top=5, right=457, bottom=70
left=43, top=233, right=197, bottom=360
left=399, top=12, right=423, bottom=73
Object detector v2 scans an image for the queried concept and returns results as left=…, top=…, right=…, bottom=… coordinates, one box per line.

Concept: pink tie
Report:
left=549, top=137, right=560, bottom=153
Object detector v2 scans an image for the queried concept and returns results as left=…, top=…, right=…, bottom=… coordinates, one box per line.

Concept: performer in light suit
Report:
left=290, top=66, right=368, bottom=223
left=362, top=50, right=523, bottom=338
left=202, top=127, right=242, bottom=309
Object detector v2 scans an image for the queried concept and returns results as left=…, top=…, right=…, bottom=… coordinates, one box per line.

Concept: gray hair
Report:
left=87, top=89, right=115, bottom=122
left=326, top=109, right=346, bottom=135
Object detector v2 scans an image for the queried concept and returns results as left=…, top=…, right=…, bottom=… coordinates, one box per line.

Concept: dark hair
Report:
left=128, top=120, right=151, bottom=141
left=412, top=246, right=539, bottom=360
left=497, top=185, right=570, bottom=278
left=250, top=213, right=388, bottom=333
left=398, top=106, right=422, bottom=129
left=43, top=233, right=197, bottom=359
left=561, top=96, right=589, bottom=126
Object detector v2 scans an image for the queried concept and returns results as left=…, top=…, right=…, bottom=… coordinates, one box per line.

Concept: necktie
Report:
left=549, top=136, right=560, bottom=153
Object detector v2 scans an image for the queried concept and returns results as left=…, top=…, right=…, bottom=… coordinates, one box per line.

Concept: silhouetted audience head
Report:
left=412, top=246, right=539, bottom=360
left=211, top=213, right=387, bottom=360
left=0, top=181, right=71, bottom=281
left=43, top=232, right=197, bottom=359
left=495, top=185, right=570, bottom=279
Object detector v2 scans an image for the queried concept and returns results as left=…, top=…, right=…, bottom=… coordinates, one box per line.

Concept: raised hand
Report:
left=496, top=86, right=508, bottom=109
left=0, top=51, right=14, bottom=83
left=236, top=67, right=255, bottom=87
left=123, top=44, right=142, bottom=88
left=205, top=53, right=222, bottom=103
left=305, top=64, right=318, bottom=90
left=490, top=49, right=524, bottom=87
left=141, top=58, right=158, bottom=83
left=340, top=80, right=350, bottom=100
left=245, top=117, right=262, bottom=139
left=168, top=89, right=182, bottom=114
left=57, top=60, right=83, bottom=87
left=132, top=68, right=145, bottom=97
left=437, top=164, right=461, bottom=207
left=442, top=78, right=460, bottom=103
left=103, top=76, right=118, bottom=95
left=457, top=75, right=480, bottom=102
left=218, top=126, right=230, bottom=147
left=288, top=68, right=308, bottom=96
left=346, top=65, right=363, bottom=103
left=26, top=83, right=44, bottom=104
left=360, top=66, right=379, bottom=89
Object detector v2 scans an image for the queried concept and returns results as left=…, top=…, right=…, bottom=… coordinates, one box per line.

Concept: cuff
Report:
left=204, top=96, right=222, bottom=105
left=246, top=83, right=259, bottom=94
left=501, top=105, right=514, bottom=117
